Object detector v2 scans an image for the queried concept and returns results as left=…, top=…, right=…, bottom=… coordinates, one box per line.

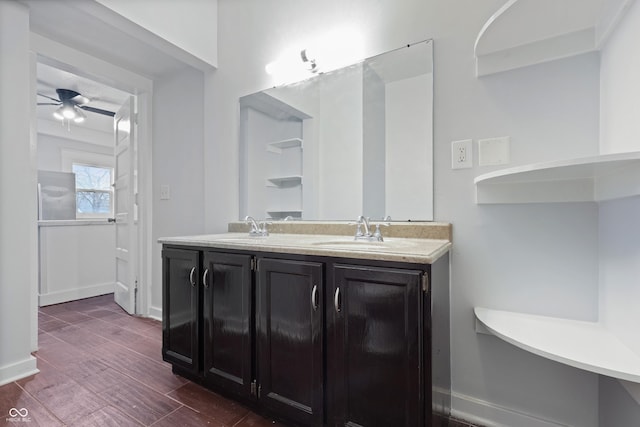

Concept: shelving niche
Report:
left=475, top=151, right=640, bottom=383
left=474, top=0, right=635, bottom=76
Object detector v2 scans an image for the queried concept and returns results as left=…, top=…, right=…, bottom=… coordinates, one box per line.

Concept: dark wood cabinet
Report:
left=256, top=258, right=324, bottom=426
left=327, top=264, right=423, bottom=427
left=202, top=252, right=253, bottom=399
left=162, top=247, right=200, bottom=375
left=162, top=244, right=450, bottom=427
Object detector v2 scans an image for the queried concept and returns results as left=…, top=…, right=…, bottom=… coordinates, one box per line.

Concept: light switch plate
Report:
left=478, top=136, right=510, bottom=166
left=160, top=184, right=170, bottom=200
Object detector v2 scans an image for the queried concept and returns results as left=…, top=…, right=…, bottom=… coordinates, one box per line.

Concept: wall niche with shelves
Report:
left=474, top=0, right=635, bottom=76
left=474, top=151, right=640, bottom=385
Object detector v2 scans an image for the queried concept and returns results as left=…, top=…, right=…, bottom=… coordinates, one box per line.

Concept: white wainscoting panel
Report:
left=39, top=221, right=115, bottom=306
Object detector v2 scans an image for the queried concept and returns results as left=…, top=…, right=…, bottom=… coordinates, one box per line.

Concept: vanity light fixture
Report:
left=265, top=28, right=363, bottom=83
left=265, top=48, right=315, bottom=80
left=300, top=48, right=318, bottom=73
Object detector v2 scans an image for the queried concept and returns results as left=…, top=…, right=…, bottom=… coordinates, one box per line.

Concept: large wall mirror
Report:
left=239, top=40, right=433, bottom=221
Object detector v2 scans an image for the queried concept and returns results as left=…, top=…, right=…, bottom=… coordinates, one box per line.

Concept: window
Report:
left=72, top=163, right=114, bottom=218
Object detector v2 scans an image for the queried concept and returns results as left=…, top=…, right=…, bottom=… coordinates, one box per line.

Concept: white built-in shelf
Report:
left=475, top=307, right=640, bottom=383
left=266, top=138, right=303, bottom=154
left=266, top=175, right=303, bottom=187
left=475, top=151, right=640, bottom=204
left=475, top=0, right=635, bottom=76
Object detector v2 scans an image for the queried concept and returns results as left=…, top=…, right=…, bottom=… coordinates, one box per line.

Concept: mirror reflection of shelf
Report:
left=475, top=308, right=640, bottom=383
left=267, top=209, right=303, bottom=220
left=267, top=138, right=303, bottom=154
left=266, top=175, right=303, bottom=187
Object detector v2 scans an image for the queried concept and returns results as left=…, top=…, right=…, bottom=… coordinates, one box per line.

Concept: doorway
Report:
left=36, top=60, right=133, bottom=313
left=31, top=35, right=155, bottom=350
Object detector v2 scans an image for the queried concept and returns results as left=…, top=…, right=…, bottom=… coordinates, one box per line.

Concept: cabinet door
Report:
left=202, top=251, right=253, bottom=399
left=257, top=258, right=324, bottom=426
left=328, top=264, right=423, bottom=427
left=162, top=248, right=200, bottom=375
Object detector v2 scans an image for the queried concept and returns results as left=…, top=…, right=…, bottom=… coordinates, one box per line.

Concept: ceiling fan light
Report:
left=73, top=109, right=86, bottom=123
left=53, top=108, right=64, bottom=120
left=61, top=106, right=76, bottom=119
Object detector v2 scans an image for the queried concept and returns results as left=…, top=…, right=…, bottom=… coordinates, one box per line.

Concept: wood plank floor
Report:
left=1, top=294, right=480, bottom=427
left=0, top=294, right=283, bottom=426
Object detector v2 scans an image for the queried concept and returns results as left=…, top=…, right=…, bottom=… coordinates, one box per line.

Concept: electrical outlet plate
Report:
left=451, top=139, right=472, bottom=169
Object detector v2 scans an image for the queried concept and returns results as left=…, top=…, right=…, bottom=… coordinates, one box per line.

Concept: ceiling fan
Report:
left=37, top=88, right=115, bottom=123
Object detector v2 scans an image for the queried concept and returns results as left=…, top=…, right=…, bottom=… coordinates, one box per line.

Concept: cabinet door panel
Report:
left=257, top=258, right=324, bottom=426
left=329, top=265, right=422, bottom=427
left=203, top=252, right=253, bottom=399
left=162, top=248, right=200, bottom=374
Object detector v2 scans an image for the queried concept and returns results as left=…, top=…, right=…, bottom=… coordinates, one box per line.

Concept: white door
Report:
left=113, top=96, right=137, bottom=314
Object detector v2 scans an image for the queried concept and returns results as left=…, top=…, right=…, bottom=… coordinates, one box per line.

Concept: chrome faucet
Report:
left=245, top=216, right=269, bottom=236
left=355, top=215, right=371, bottom=237
left=353, top=215, right=388, bottom=242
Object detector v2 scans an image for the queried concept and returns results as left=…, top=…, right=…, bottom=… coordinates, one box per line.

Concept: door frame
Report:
left=30, top=34, right=154, bottom=334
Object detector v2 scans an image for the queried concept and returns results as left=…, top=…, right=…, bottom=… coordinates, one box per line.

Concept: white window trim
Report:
left=61, top=149, right=115, bottom=219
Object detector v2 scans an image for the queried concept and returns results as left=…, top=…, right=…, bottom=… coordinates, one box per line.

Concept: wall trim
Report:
left=619, top=379, right=640, bottom=406
left=0, top=356, right=38, bottom=387
left=39, top=282, right=114, bottom=307
left=148, top=305, right=162, bottom=322
left=451, top=391, right=569, bottom=427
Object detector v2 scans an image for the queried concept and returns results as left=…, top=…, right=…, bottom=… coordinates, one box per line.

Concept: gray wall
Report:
left=151, top=67, right=205, bottom=313
left=208, top=1, right=602, bottom=425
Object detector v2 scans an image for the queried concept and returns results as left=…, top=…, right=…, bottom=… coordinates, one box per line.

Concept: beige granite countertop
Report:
left=159, top=222, right=451, bottom=264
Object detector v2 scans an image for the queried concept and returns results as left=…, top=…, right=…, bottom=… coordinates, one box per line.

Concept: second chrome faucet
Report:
left=245, top=216, right=269, bottom=237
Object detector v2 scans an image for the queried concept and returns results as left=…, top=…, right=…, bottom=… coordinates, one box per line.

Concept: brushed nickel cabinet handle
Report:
left=334, top=287, right=341, bottom=313
left=203, top=268, right=210, bottom=289
left=311, top=285, right=319, bottom=310
left=189, top=267, right=196, bottom=287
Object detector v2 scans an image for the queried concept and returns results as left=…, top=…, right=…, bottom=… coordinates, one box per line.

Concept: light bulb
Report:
left=62, top=106, right=76, bottom=119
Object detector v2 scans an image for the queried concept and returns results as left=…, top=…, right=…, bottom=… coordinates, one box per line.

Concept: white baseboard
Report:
left=451, top=391, right=569, bottom=427
left=0, top=356, right=39, bottom=387
left=39, top=282, right=114, bottom=306
left=148, top=305, right=162, bottom=322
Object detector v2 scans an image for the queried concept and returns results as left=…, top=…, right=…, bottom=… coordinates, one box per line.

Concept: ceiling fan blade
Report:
left=37, top=93, right=61, bottom=103
left=78, top=105, right=116, bottom=117
left=37, top=102, right=61, bottom=106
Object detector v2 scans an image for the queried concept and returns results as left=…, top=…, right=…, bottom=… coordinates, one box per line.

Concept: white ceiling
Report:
left=24, top=0, right=194, bottom=78
left=36, top=62, right=130, bottom=135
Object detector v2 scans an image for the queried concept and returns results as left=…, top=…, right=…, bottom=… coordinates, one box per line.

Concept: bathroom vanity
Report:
left=160, top=222, right=451, bottom=426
